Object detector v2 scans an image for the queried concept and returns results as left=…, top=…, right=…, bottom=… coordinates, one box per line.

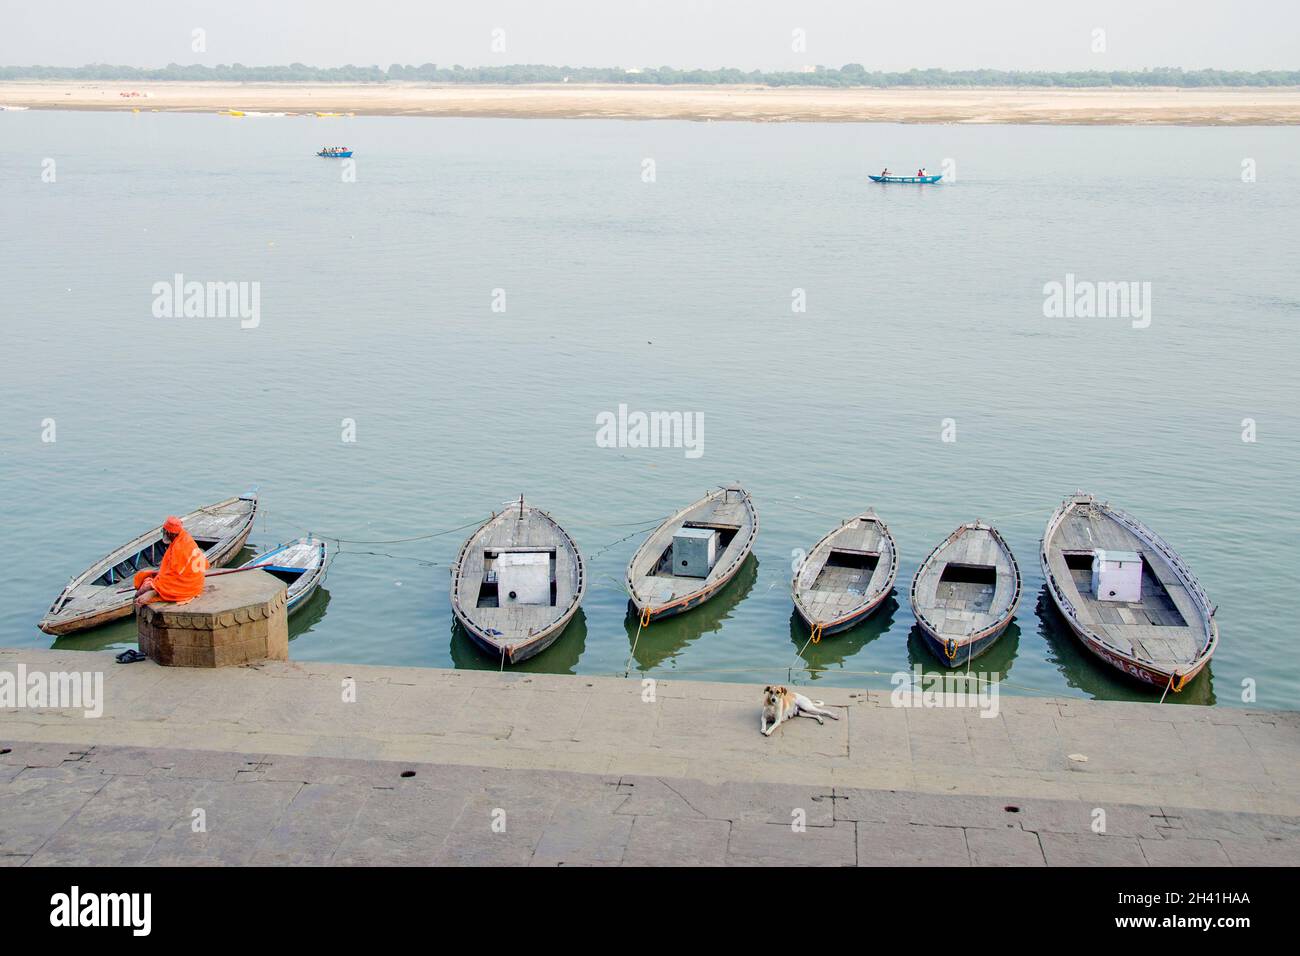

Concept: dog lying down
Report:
left=761, top=685, right=839, bottom=736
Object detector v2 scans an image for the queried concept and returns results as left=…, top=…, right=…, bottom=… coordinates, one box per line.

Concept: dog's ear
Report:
left=762, top=685, right=772, bottom=694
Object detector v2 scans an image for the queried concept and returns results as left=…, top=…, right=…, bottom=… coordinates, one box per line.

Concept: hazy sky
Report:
left=3, top=0, right=1295, bottom=71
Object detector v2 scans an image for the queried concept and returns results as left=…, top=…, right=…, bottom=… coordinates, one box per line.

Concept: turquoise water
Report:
left=2, top=111, right=1297, bottom=708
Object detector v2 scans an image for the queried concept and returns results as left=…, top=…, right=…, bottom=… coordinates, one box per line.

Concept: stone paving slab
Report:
left=2, top=648, right=1299, bottom=866
left=0, top=738, right=1296, bottom=867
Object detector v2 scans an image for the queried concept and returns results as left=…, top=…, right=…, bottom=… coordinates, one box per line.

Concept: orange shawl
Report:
left=145, top=529, right=208, bottom=603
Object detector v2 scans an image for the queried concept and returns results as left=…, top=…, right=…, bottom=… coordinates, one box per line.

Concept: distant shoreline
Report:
left=4, top=81, right=1300, bottom=124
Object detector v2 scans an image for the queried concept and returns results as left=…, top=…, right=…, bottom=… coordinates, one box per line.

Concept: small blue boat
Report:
left=239, top=535, right=330, bottom=615
left=869, top=174, right=942, bottom=184
left=316, top=147, right=353, bottom=158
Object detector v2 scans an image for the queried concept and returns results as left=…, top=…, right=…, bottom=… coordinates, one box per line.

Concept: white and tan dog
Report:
left=761, top=685, right=839, bottom=736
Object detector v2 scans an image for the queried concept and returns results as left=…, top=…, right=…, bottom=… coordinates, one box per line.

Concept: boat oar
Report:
left=113, top=562, right=275, bottom=595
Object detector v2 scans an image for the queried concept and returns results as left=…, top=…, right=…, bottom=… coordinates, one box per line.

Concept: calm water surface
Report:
left=2, top=111, right=1297, bottom=708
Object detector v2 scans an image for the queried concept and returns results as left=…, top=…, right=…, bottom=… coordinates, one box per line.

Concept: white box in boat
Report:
left=1091, top=549, right=1142, bottom=602
left=496, top=552, right=551, bottom=605
left=673, top=528, right=718, bottom=578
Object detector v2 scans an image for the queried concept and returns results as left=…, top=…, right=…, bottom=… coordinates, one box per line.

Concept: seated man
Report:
left=133, top=516, right=208, bottom=608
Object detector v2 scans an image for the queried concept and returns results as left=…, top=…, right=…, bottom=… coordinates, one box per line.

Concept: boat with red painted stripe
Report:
left=1040, top=493, right=1217, bottom=692
left=626, top=485, right=758, bottom=624
left=792, top=511, right=898, bottom=639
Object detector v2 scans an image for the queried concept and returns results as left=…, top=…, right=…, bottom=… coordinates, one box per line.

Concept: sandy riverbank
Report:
left=3, top=81, right=1300, bottom=124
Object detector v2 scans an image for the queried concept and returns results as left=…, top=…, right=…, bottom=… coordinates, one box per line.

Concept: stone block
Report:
left=137, top=571, right=288, bottom=667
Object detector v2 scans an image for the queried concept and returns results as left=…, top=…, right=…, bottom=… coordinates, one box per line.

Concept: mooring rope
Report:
left=623, top=616, right=646, bottom=678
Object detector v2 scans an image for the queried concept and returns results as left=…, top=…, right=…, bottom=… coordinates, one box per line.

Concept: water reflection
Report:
left=449, top=607, right=589, bottom=675
left=623, top=555, right=758, bottom=672
left=288, top=586, right=331, bottom=641
left=1032, top=587, right=1215, bottom=705
left=788, top=593, right=898, bottom=679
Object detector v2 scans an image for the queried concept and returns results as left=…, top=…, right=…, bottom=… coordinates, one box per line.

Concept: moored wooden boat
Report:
left=910, top=522, right=1020, bottom=666
left=38, top=493, right=258, bottom=635
left=1040, top=492, right=1218, bottom=692
left=869, top=174, right=942, bottom=184
left=450, top=497, right=585, bottom=664
left=626, top=484, right=758, bottom=624
left=239, top=535, right=330, bottom=615
left=792, top=510, right=898, bottom=639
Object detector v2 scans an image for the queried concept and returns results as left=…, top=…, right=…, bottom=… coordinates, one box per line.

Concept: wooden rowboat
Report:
left=238, top=535, right=330, bottom=615
left=869, top=174, right=942, bottom=184
left=1041, top=493, right=1218, bottom=692
left=910, top=522, right=1020, bottom=666
left=38, top=493, right=258, bottom=635
left=450, top=497, right=585, bottom=664
left=792, top=510, right=898, bottom=639
left=626, top=484, right=758, bottom=624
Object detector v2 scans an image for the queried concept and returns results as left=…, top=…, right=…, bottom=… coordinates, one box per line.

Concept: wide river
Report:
left=2, top=110, right=1296, bottom=708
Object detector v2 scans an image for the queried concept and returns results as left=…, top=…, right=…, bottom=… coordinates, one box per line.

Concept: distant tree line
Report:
left=2, top=63, right=1298, bottom=87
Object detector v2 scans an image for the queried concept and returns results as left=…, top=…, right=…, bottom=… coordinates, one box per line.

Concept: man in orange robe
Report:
left=133, top=516, right=208, bottom=607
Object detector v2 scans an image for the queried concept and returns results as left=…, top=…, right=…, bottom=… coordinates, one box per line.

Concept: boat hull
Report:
left=241, top=537, right=329, bottom=617
left=869, top=175, right=942, bottom=184
left=457, top=606, right=580, bottom=664
left=1043, top=588, right=1216, bottom=688
left=1039, top=494, right=1218, bottom=692
left=909, top=522, right=1020, bottom=667
left=793, top=588, right=890, bottom=637
left=39, top=602, right=135, bottom=637
left=629, top=553, right=753, bottom=624
left=450, top=503, right=586, bottom=665
left=916, top=617, right=1009, bottom=667
left=39, top=496, right=257, bottom=635
left=626, top=486, right=758, bottom=624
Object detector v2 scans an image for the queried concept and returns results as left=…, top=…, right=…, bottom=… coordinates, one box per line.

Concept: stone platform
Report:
left=1, top=649, right=1297, bottom=866
left=138, top=571, right=287, bottom=667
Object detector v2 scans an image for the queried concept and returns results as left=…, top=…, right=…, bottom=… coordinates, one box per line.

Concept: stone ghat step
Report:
left=138, top=570, right=288, bottom=667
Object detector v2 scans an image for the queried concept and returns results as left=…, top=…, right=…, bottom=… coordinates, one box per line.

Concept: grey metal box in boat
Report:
left=496, top=552, right=552, bottom=605
left=1091, top=549, right=1143, bottom=603
left=673, top=527, right=718, bottom=578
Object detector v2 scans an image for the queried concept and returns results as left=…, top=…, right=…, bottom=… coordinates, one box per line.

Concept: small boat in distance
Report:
left=39, top=493, right=258, bottom=635
left=238, top=535, right=330, bottom=615
left=451, top=497, right=586, bottom=664
left=316, top=146, right=353, bottom=158
left=910, top=522, right=1020, bottom=666
left=1041, top=493, right=1218, bottom=692
left=869, top=174, right=942, bottom=184
left=792, top=510, right=898, bottom=639
left=626, top=484, right=758, bottom=624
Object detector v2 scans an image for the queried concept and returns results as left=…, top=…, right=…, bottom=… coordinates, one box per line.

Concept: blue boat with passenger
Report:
left=869, top=174, right=942, bottom=184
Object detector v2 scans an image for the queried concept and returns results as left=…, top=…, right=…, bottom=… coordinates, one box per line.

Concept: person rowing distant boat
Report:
left=133, top=516, right=207, bottom=608
left=917, top=167, right=925, bottom=178
left=881, top=167, right=890, bottom=177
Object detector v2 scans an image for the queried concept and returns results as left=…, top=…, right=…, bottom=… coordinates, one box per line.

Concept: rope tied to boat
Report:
left=624, top=610, right=650, bottom=678
left=1158, top=671, right=1187, bottom=703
